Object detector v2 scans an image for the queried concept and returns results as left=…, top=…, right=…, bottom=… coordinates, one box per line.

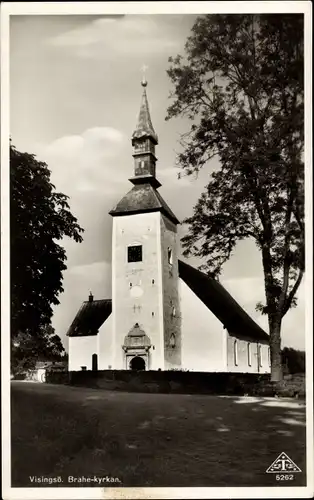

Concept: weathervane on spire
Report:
left=141, top=64, right=148, bottom=87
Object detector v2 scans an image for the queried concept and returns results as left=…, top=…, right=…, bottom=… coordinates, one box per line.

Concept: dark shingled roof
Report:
left=109, top=183, right=180, bottom=225
left=67, top=299, right=112, bottom=337
left=178, top=260, right=269, bottom=342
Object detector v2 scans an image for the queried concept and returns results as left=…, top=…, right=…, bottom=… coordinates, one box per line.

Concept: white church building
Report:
left=67, top=80, right=270, bottom=374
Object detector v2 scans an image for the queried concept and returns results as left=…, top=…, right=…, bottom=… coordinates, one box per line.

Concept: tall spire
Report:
left=132, top=80, right=158, bottom=145
left=129, top=79, right=160, bottom=187
left=109, top=76, right=180, bottom=224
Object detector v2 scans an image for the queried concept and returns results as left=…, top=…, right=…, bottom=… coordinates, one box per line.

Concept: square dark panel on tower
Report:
left=128, top=245, right=142, bottom=262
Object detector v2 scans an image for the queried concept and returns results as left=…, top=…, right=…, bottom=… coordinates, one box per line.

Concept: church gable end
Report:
left=178, top=260, right=269, bottom=343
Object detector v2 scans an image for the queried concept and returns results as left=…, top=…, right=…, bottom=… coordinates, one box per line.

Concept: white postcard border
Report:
left=1, top=2, right=313, bottom=499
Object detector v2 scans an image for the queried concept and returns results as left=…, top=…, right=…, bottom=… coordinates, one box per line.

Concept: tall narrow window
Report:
left=247, top=343, right=252, bottom=366
left=168, top=247, right=173, bottom=265
left=258, top=344, right=263, bottom=367
left=268, top=346, right=271, bottom=366
left=128, top=245, right=142, bottom=263
left=260, top=345, right=263, bottom=367
left=234, top=340, right=238, bottom=366
left=170, top=333, right=176, bottom=348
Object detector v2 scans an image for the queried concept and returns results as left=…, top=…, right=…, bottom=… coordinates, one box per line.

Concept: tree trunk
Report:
left=269, top=318, right=283, bottom=382
left=261, top=246, right=283, bottom=382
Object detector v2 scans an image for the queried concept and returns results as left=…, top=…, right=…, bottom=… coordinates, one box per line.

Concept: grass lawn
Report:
left=11, top=381, right=306, bottom=488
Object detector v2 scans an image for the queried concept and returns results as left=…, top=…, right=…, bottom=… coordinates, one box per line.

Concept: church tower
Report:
left=109, top=78, right=182, bottom=371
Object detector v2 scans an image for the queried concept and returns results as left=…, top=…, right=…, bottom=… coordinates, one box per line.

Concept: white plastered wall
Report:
left=68, top=335, right=98, bottom=371
left=179, top=278, right=227, bottom=372
left=227, top=334, right=270, bottom=373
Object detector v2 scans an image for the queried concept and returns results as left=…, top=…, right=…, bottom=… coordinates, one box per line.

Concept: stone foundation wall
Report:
left=46, top=369, right=271, bottom=396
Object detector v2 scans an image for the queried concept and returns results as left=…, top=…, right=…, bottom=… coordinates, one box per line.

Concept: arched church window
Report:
left=234, top=340, right=238, bottom=366
left=258, top=345, right=263, bottom=367
left=170, top=333, right=176, bottom=348
left=171, top=306, right=176, bottom=317
left=168, top=247, right=173, bottom=265
left=247, top=343, right=252, bottom=366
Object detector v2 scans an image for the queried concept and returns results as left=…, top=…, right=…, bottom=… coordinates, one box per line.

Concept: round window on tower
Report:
left=130, top=286, right=143, bottom=298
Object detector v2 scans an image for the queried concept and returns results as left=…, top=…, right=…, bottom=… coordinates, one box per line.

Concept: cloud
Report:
left=36, top=126, right=127, bottom=197
left=47, top=15, right=186, bottom=59
left=33, top=126, right=130, bottom=273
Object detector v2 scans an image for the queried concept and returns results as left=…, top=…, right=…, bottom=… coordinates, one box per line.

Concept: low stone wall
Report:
left=46, top=369, right=275, bottom=396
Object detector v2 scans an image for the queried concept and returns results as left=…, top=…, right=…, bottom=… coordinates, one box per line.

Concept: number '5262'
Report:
left=276, top=474, right=294, bottom=481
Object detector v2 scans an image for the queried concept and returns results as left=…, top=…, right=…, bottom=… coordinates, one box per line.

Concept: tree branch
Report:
left=282, top=268, right=304, bottom=317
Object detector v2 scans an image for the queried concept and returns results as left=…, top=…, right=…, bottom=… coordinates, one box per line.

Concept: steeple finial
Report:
left=141, top=64, right=148, bottom=87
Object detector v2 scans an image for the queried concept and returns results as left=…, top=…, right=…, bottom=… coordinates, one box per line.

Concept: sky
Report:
left=10, top=14, right=305, bottom=351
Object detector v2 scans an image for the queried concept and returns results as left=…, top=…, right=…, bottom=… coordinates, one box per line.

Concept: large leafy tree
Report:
left=11, top=325, right=65, bottom=375
left=281, top=347, right=305, bottom=375
left=10, top=144, right=84, bottom=369
left=166, top=14, right=304, bottom=381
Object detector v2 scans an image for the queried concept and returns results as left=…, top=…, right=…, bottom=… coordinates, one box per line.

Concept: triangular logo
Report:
left=266, top=452, right=302, bottom=473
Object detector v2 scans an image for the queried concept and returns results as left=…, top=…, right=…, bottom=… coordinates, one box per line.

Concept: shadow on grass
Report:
left=11, top=382, right=306, bottom=488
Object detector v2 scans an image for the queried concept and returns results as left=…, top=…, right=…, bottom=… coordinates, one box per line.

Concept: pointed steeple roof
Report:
left=132, top=81, right=158, bottom=145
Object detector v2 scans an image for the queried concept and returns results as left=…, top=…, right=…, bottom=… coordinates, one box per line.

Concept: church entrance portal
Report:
left=130, top=356, right=146, bottom=371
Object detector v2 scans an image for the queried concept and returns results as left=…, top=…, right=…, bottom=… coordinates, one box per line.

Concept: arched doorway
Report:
left=130, top=356, right=146, bottom=371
